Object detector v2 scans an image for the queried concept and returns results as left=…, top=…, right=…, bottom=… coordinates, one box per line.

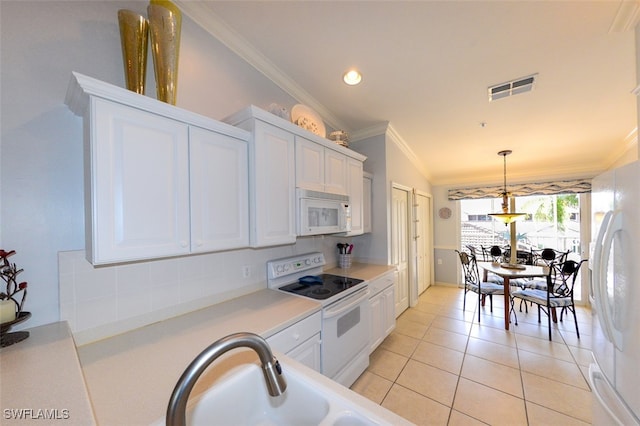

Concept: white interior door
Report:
left=415, top=191, right=432, bottom=295
left=391, top=185, right=410, bottom=317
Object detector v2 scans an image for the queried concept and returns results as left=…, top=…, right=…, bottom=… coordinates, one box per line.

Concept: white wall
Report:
left=0, top=1, right=331, bottom=331
left=431, top=185, right=460, bottom=285
left=350, top=128, right=432, bottom=266
left=349, top=133, right=387, bottom=263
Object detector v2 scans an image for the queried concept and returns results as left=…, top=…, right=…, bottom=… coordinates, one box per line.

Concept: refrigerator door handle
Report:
left=593, top=211, right=613, bottom=338
left=597, top=210, right=624, bottom=350
left=590, top=363, right=640, bottom=426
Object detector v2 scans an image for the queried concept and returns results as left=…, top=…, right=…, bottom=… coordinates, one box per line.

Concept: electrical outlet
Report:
left=242, top=265, right=251, bottom=278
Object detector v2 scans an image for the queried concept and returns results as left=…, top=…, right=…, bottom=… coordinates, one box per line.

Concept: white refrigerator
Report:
left=589, top=160, right=640, bottom=425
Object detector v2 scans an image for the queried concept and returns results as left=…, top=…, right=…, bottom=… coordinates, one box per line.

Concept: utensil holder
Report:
left=339, top=254, right=352, bottom=269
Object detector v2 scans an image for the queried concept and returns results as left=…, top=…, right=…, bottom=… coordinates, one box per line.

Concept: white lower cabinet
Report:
left=369, top=271, right=397, bottom=353
left=266, top=311, right=322, bottom=372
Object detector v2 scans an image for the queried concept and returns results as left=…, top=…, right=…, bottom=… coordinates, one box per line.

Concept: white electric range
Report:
left=267, top=252, right=370, bottom=387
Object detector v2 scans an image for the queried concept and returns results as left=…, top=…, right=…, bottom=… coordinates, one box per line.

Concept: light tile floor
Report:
left=351, top=285, right=593, bottom=425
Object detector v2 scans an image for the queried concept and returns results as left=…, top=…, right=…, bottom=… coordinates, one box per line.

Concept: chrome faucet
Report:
left=166, top=332, right=287, bottom=426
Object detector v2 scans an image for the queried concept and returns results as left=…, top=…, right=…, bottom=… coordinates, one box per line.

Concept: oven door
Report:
left=321, top=287, right=370, bottom=385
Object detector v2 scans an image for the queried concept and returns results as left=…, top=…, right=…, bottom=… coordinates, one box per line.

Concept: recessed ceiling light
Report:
left=343, top=69, right=362, bottom=85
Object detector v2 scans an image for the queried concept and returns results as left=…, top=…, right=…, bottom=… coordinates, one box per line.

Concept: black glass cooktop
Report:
left=278, top=274, right=364, bottom=300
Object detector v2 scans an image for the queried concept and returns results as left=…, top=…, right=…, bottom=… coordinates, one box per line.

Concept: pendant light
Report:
left=488, top=150, right=526, bottom=225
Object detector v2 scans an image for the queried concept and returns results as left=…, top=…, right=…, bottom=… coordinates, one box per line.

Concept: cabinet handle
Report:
left=293, top=333, right=300, bottom=341
left=180, top=241, right=188, bottom=248
left=196, top=240, right=203, bottom=247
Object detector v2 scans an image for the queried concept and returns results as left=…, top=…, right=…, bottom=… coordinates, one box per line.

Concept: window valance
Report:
left=448, top=178, right=591, bottom=201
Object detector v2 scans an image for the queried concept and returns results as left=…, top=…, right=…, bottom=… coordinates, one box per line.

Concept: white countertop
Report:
left=2, top=264, right=402, bottom=425
left=0, top=322, right=96, bottom=425
left=78, top=289, right=321, bottom=425
left=325, top=262, right=396, bottom=281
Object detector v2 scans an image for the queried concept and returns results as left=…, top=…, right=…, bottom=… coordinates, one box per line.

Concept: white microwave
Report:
left=297, top=189, right=351, bottom=236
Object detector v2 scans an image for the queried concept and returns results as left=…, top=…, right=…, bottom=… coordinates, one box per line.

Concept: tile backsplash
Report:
left=59, top=239, right=330, bottom=345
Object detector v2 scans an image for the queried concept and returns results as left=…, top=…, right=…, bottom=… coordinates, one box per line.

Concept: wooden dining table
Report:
left=477, top=262, right=548, bottom=330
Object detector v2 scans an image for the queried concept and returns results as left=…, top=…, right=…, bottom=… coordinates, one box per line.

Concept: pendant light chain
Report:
left=489, top=150, right=525, bottom=225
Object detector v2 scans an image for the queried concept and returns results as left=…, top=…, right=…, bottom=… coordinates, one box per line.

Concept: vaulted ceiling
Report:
left=178, top=1, right=638, bottom=186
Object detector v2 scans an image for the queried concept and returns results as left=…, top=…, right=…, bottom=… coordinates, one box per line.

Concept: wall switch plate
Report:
left=242, top=265, right=251, bottom=278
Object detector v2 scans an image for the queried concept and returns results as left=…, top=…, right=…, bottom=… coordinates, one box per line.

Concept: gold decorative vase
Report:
left=117, top=9, right=149, bottom=94
left=148, top=0, right=182, bottom=105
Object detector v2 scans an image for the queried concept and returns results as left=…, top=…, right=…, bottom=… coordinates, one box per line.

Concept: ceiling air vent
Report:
left=488, top=74, right=537, bottom=101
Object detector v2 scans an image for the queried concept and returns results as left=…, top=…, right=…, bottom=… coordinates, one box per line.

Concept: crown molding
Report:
left=175, top=1, right=350, bottom=132
left=386, top=123, right=431, bottom=181
left=609, top=0, right=640, bottom=33
left=350, top=122, right=389, bottom=141
left=604, top=126, right=638, bottom=167
left=350, top=121, right=431, bottom=181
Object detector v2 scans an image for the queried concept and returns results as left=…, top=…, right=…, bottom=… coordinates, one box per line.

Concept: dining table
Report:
left=477, top=261, right=548, bottom=330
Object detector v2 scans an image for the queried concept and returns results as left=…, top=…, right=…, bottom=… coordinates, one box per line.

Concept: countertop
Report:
left=78, top=289, right=321, bottom=425
left=2, top=263, right=399, bottom=425
left=0, top=322, right=96, bottom=425
left=325, top=262, right=396, bottom=281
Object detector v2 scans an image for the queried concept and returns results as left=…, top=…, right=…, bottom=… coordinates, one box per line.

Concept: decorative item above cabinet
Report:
left=65, top=72, right=250, bottom=265
left=224, top=105, right=366, bottom=163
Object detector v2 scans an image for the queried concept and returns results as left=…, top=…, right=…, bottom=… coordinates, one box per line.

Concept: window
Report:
left=460, top=193, right=583, bottom=298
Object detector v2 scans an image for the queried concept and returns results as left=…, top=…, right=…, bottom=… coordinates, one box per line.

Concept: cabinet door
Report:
left=324, top=149, right=348, bottom=195
left=286, top=333, right=322, bottom=372
left=363, top=175, right=372, bottom=233
left=90, top=98, right=190, bottom=264
left=346, top=158, right=364, bottom=235
left=383, top=285, right=396, bottom=336
left=369, top=294, right=384, bottom=353
left=189, top=126, right=249, bottom=252
left=250, top=120, right=296, bottom=247
left=295, top=137, right=325, bottom=191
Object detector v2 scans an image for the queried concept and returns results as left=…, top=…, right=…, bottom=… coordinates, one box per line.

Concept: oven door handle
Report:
left=324, top=287, right=370, bottom=319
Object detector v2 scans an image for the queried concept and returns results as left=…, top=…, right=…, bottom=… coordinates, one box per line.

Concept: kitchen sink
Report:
left=152, top=355, right=411, bottom=426
left=185, top=362, right=329, bottom=425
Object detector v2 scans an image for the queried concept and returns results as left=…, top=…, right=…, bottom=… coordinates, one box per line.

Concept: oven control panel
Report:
left=267, top=252, right=325, bottom=280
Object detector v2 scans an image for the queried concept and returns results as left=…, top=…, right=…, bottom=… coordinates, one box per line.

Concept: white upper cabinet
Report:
left=225, top=106, right=297, bottom=247
left=189, top=126, right=249, bottom=252
left=250, top=120, right=297, bottom=247
left=363, top=173, right=373, bottom=234
left=90, top=98, right=191, bottom=263
left=345, top=157, right=364, bottom=235
left=324, top=149, right=348, bottom=196
left=226, top=106, right=367, bottom=242
left=296, top=136, right=349, bottom=196
left=295, top=137, right=325, bottom=192
left=66, top=72, right=250, bottom=265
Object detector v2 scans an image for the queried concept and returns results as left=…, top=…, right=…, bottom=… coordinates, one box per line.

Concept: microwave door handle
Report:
left=324, top=288, right=369, bottom=319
